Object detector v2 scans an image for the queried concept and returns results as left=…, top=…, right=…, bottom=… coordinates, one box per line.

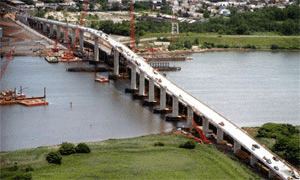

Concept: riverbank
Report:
left=0, top=134, right=259, bottom=179
left=142, top=33, right=300, bottom=51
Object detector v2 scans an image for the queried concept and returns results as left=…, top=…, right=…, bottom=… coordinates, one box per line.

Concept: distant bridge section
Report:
left=16, top=15, right=299, bottom=180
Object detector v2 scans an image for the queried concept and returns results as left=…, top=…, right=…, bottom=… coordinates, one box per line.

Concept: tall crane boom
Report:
left=130, top=0, right=136, bottom=51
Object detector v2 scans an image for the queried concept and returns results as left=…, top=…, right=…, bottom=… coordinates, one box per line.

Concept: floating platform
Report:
left=67, top=67, right=110, bottom=72
left=19, top=99, right=48, bottom=106
left=0, top=88, right=48, bottom=107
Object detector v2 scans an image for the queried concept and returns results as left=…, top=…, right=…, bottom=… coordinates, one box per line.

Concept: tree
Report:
left=184, top=40, right=192, bottom=49
left=203, top=11, right=210, bottom=18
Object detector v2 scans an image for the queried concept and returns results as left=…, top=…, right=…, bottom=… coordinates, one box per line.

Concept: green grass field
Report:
left=143, top=33, right=300, bottom=49
left=0, top=134, right=259, bottom=179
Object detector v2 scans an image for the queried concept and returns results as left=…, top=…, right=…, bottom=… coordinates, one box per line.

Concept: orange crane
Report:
left=129, top=0, right=136, bottom=51
left=74, top=0, right=89, bottom=51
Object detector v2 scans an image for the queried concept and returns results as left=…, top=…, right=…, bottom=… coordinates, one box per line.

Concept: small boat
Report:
left=186, top=56, right=193, bottom=60
left=95, top=76, right=109, bottom=83
left=45, top=56, right=58, bottom=63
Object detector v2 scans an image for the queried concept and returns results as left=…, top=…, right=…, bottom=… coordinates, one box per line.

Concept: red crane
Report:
left=74, top=0, right=89, bottom=51
left=130, top=0, right=136, bottom=52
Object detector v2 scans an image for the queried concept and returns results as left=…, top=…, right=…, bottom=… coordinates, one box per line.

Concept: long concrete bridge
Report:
left=16, top=15, right=299, bottom=180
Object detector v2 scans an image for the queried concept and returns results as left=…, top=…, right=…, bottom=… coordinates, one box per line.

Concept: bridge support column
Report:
left=268, top=170, right=275, bottom=179
left=202, top=117, right=209, bottom=135
left=160, top=87, right=166, bottom=109
left=94, top=36, right=99, bottom=61
left=113, top=50, right=119, bottom=76
left=63, top=27, right=68, bottom=43
left=233, top=140, right=241, bottom=154
left=79, top=30, right=84, bottom=52
left=49, top=24, right=54, bottom=37
left=42, top=23, right=47, bottom=33
left=125, top=64, right=138, bottom=93
left=56, top=25, right=61, bottom=41
left=70, top=28, right=76, bottom=48
left=138, top=71, right=145, bottom=96
left=143, top=78, right=156, bottom=106
left=187, top=106, right=193, bottom=127
left=216, top=127, right=224, bottom=143
left=250, top=154, right=258, bottom=167
left=172, top=95, right=179, bottom=117
left=153, top=86, right=167, bottom=113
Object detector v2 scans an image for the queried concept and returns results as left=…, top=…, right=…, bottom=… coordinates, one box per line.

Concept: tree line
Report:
left=89, top=5, right=300, bottom=36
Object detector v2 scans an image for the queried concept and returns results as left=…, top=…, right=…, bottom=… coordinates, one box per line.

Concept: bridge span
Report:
left=16, top=15, right=299, bottom=180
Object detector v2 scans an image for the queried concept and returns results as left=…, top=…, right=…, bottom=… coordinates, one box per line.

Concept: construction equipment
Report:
left=74, top=0, right=89, bottom=51
left=129, top=0, right=136, bottom=51
left=192, top=119, right=211, bottom=144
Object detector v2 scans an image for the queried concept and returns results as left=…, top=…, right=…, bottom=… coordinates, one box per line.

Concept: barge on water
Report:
left=0, top=87, right=48, bottom=106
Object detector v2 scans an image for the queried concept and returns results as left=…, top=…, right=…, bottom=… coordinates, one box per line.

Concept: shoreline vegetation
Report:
left=243, top=123, right=300, bottom=169
left=0, top=134, right=259, bottom=179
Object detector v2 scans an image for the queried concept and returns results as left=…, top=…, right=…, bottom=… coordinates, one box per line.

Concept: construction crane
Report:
left=74, top=0, right=89, bottom=51
left=129, top=0, right=136, bottom=52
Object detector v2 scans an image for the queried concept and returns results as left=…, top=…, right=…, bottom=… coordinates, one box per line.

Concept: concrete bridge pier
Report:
left=63, top=27, right=69, bottom=43
left=202, top=117, right=209, bottom=135
left=109, top=49, right=120, bottom=80
left=166, top=95, right=180, bottom=121
left=70, top=28, right=76, bottom=48
left=49, top=24, right=54, bottom=37
left=268, top=170, right=276, bottom=179
left=250, top=154, right=258, bottom=167
left=216, top=127, right=224, bottom=143
left=153, top=86, right=169, bottom=114
left=56, top=25, right=61, bottom=41
left=125, top=64, right=138, bottom=93
left=133, top=71, right=147, bottom=99
left=233, top=140, right=241, bottom=154
left=186, top=106, right=193, bottom=128
left=143, top=78, right=157, bottom=106
left=79, top=30, right=84, bottom=52
left=42, top=22, right=47, bottom=33
left=94, top=36, right=99, bottom=61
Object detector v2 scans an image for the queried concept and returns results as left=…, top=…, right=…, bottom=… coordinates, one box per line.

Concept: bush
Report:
left=9, top=162, right=18, bottom=171
left=75, top=143, right=91, bottom=153
left=59, top=142, right=76, bottom=155
left=25, top=166, right=34, bottom=172
left=271, top=44, right=279, bottom=50
left=154, top=142, right=164, bottom=146
left=13, top=172, right=32, bottom=180
left=46, top=152, right=62, bottom=164
left=179, top=141, right=196, bottom=149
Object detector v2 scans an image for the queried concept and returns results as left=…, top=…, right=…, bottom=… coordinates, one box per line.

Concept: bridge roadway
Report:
left=17, top=15, right=299, bottom=180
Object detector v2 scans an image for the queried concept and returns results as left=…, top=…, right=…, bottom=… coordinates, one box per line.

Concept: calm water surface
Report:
left=0, top=57, right=172, bottom=151
left=1, top=51, right=299, bottom=151
left=167, top=51, right=300, bottom=127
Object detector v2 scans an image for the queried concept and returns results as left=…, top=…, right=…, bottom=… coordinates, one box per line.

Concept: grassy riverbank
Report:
left=0, top=134, right=259, bottom=179
left=142, top=33, right=300, bottom=50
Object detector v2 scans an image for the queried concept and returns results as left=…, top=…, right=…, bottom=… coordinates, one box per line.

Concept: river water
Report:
left=167, top=51, right=300, bottom=127
left=1, top=51, right=299, bottom=151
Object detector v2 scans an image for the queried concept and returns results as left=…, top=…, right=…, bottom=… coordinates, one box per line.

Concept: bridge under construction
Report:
left=16, top=15, right=299, bottom=180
